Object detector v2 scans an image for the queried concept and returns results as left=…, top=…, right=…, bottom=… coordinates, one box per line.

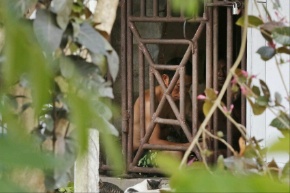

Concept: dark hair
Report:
left=163, top=57, right=192, bottom=79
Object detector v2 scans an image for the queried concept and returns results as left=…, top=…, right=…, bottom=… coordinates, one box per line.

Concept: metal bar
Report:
left=213, top=0, right=219, bottom=161
left=206, top=4, right=213, bottom=93
left=149, top=66, right=155, bottom=120
left=192, top=22, right=206, bottom=42
left=128, top=16, right=207, bottom=22
left=206, top=2, right=242, bottom=7
left=140, top=39, right=192, bottom=44
left=192, top=43, right=198, bottom=135
left=120, top=0, right=128, bottom=171
left=154, top=68, right=169, bottom=93
left=153, top=0, right=158, bottom=17
left=226, top=6, right=233, bottom=157
left=131, top=147, right=145, bottom=167
left=206, top=1, right=213, bottom=136
left=154, top=117, right=180, bottom=125
left=166, top=0, right=172, bottom=17
left=143, top=144, right=188, bottom=151
left=153, top=64, right=179, bottom=70
left=140, top=0, right=145, bottom=17
left=127, top=0, right=134, bottom=167
left=180, top=65, right=185, bottom=123
left=139, top=48, right=145, bottom=138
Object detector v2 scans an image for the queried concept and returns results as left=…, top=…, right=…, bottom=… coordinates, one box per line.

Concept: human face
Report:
left=217, top=60, right=227, bottom=88
left=163, top=74, right=192, bottom=101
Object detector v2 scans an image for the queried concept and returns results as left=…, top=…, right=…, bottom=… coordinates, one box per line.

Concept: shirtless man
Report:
left=133, top=58, right=193, bottom=160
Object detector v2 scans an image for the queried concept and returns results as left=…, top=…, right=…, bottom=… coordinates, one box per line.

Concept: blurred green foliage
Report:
left=170, top=0, right=204, bottom=18
left=0, top=0, right=123, bottom=191
left=157, top=152, right=289, bottom=192
left=162, top=0, right=290, bottom=192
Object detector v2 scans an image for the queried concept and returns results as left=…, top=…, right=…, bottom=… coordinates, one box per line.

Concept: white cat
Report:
left=124, top=179, right=171, bottom=193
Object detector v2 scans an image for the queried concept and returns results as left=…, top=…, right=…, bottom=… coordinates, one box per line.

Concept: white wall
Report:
left=247, top=0, right=289, bottom=166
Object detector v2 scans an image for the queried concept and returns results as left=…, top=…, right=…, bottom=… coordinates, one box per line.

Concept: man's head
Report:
left=217, top=59, right=227, bottom=89
left=162, top=57, right=192, bottom=101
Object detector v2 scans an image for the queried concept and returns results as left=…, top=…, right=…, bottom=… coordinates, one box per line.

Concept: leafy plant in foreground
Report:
left=157, top=0, right=289, bottom=192
left=0, top=0, right=123, bottom=191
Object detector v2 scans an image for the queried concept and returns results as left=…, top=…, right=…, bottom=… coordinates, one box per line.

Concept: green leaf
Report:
left=155, top=152, right=181, bottom=175
left=50, top=0, right=73, bottom=14
left=261, top=22, right=284, bottom=32
left=55, top=76, right=69, bottom=93
left=68, top=55, right=100, bottom=78
left=0, top=134, right=57, bottom=169
left=204, top=88, right=217, bottom=101
left=28, top=48, right=53, bottom=115
left=98, top=86, right=114, bottom=98
left=231, top=84, right=239, bottom=93
left=272, top=27, right=290, bottom=46
left=69, top=42, right=79, bottom=53
left=72, top=2, right=83, bottom=13
left=170, top=0, right=203, bottom=18
left=256, top=46, right=276, bottom=61
left=91, top=54, right=108, bottom=76
left=237, top=76, right=247, bottom=84
left=216, top=155, right=225, bottom=171
left=270, top=112, right=290, bottom=130
left=281, top=161, right=290, bottom=184
left=259, top=79, right=270, bottom=98
left=247, top=98, right=266, bottom=115
left=276, top=46, right=290, bottom=55
left=106, top=49, right=119, bottom=82
left=56, top=13, right=70, bottom=30
left=2, top=7, right=53, bottom=114
left=260, top=22, right=284, bottom=43
left=96, top=101, right=113, bottom=120
left=99, top=132, right=124, bottom=175
left=58, top=188, right=66, bottom=192
left=77, top=22, right=112, bottom=54
left=236, top=15, right=263, bottom=27
left=159, top=162, right=289, bottom=193
left=6, top=0, right=37, bottom=18
left=94, top=113, right=119, bottom=136
left=60, top=57, right=75, bottom=79
left=33, top=9, right=64, bottom=54
left=0, top=177, right=27, bottom=192
left=71, top=21, right=80, bottom=38
left=252, top=85, right=260, bottom=96
left=203, top=101, right=213, bottom=116
left=256, top=96, right=269, bottom=107
left=51, top=0, right=73, bottom=30
left=67, top=93, right=91, bottom=154
left=274, top=92, right=282, bottom=106
left=269, top=133, right=289, bottom=152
